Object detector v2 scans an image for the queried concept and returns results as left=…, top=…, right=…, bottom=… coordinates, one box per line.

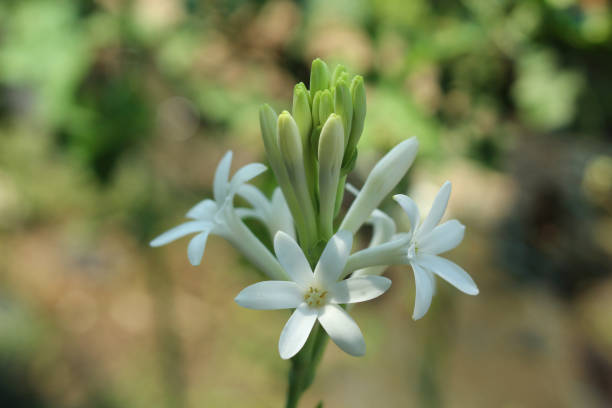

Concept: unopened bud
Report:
left=331, top=64, right=348, bottom=87
left=318, top=114, right=345, bottom=238
left=292, top=83, right=312, bottom=146
left=345, top=75, right=366, bottom=165
left=310, top=58, right=330, bottom=96
left=318, top=90, right=333, bottom=128
left=277, top=111, right=303, bottom=166
left=334, top=80, right=353, bottom=146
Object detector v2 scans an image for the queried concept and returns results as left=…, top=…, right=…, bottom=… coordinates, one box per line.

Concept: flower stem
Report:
left=285, top=324, right=329, bottom=408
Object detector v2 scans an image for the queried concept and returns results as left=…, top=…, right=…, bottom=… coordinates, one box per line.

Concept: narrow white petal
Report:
left=274, top=231, right=313, bottom=287
left=318, top=304, right=365, bottom=356
left=416, top=254, right=479, bottom=295
left=329, top=276, right=391, bottom=304
left=279, top=303, right=318, bottom=359
left=213, top=151, right=233, bottom=202
left=235, top=208, right=261, bottom=220
left=237, top=184, right=270, bottom=213
left=393, top=194, right=420, bottom=235
left=340, top=137, right=419, bottom=233
left=150, top=221, right=211, bottom=247
left=314, top=230, right=353, bottom=287
left=234, top=281, right=303, bottom=310
left=411, top=262, right=435, bottom=320
left=186, top=199, right=217, bottom=220
left=228, top=163, right=267, bottom=194
left=187, top=231, right=210, bottom=266
left=418, top=220, right=465, bottom=255
left=418, top=181, right=451, bottom=237
left=272, top=188, right=295, bottom=238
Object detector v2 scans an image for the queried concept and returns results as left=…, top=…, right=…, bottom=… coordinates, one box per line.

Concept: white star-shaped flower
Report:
left=393, top=181, right=478, bottom=319
left=150, top=151, right=286, bottom=280
left=344, top=181, right=478, bottom=320
left=235, top=230, right=391, bottom=359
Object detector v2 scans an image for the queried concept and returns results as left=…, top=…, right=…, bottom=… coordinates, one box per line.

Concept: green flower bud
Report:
left=318, top=89, right=334, bottom=128
left=259, top=104, right=282, bottom=167
left=331, top=64, right=348, bottom=87
left=292, top=83, right=312, bottom=146
left=345, top=75, right=366, bottom=165
left=318, top=114, right=345, bottom=238
left=312, top=91, right=321, bottom=127
left=277, top=111, right=303, bottom=166
left=310, top=58, right=330, bottom=96
left=334, top=79, right=353, bottom=146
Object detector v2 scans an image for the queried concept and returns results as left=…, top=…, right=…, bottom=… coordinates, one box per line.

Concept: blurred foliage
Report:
left=0, top=0, right=611, bottom=407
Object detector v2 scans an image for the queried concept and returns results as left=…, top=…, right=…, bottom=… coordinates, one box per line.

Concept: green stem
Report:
left=285, top=324, right=329, bottom=408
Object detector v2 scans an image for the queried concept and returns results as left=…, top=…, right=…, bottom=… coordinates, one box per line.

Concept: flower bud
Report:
left=340, top=137, right=419, bottom=234
left=318, top=114, right=345, bottom=237
left=318, top=89, right=334, bottom=128
left=259, top=104, right=284, bottom=174
left=292, top=83, right=312, bottom=146
left=310, top=58, right=330, bottom=96
left=331, top=64, right=348, bottom=87
left=334, top=80, right=353, bottom=146
left=312, top=91, right=321, bottom=126
left=345, top=75, right=366, bottom=164
left=277, top=111, right=303, bottom=166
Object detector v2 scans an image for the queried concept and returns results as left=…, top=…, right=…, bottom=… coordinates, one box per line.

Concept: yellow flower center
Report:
left=303, top=286, right=328, bottom=308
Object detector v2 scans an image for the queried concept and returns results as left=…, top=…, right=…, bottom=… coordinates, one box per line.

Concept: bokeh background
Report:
left=1, top=0, right=611, bottom=407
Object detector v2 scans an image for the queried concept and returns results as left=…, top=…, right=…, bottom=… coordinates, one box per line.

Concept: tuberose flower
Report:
left=237, top=184, right=295, bottom=240
left=150, top=151, right=287, bottom=280
left=235, top=230, right=391, bottom=359
left=344, top=181, right=478, bottom=320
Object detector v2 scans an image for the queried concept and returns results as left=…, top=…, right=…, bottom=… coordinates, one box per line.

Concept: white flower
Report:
left=237, top=185, right=295, bottom=240
left=150, top=151, right=287, bottom=280
left=345, top=181, right=478, bottom=320
left=235, top=230, right=391, bottom=359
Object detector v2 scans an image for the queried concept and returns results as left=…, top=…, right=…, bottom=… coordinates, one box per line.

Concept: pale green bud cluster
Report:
left=258, top=59, right=367, bottom=258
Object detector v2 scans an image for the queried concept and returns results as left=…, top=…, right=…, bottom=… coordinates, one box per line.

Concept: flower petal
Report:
left=150, top=221, right=211, bottom=247
left=213, top=151, right=233, bottom=202
left=415, top=254, right=479, bottom=295
left=237, top=184, right=269, bottom=214
left=329, top=276, right=391, bottom=304
left=274, top=231, right=313, bottom=287
left=229, top=163, right=267, bottom=195
left=393, top=194, right=420, bottom=235
left=418, top=220, right=465, bottom=255
left=411, top=262, right=435, bottom=320
left=279, top=303, right=318, bottom=359
left=418, top=181, right=451, bottom=237
left=314, top=230, right=353, bottom=287
left=234, top=281, right=303, bottom=310
left=187, top=231, right=210, bottom=266
left=272, top=188, right=295, bottom=238
left=186, top=199, right=217, bottom=220
left=318, top=304, right=365, bottom=356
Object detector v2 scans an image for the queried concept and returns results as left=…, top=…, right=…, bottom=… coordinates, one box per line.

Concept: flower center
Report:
left=407, top=241, right=418, bottom=260
left=303, top=287, right=328, bottom=308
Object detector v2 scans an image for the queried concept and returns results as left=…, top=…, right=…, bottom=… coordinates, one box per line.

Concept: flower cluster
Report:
left=151, top=59, right=478, bottom=360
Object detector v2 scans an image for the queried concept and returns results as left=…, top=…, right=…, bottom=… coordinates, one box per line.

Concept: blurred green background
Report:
left=1, top=0, right=611, bottom=407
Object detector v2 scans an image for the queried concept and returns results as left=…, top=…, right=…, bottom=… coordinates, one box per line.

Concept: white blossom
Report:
left=344, top=181, right=478, bottom=320
left=235, top=230, right=391, bottom=359
left=150, top=151, right=287, bottom=280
